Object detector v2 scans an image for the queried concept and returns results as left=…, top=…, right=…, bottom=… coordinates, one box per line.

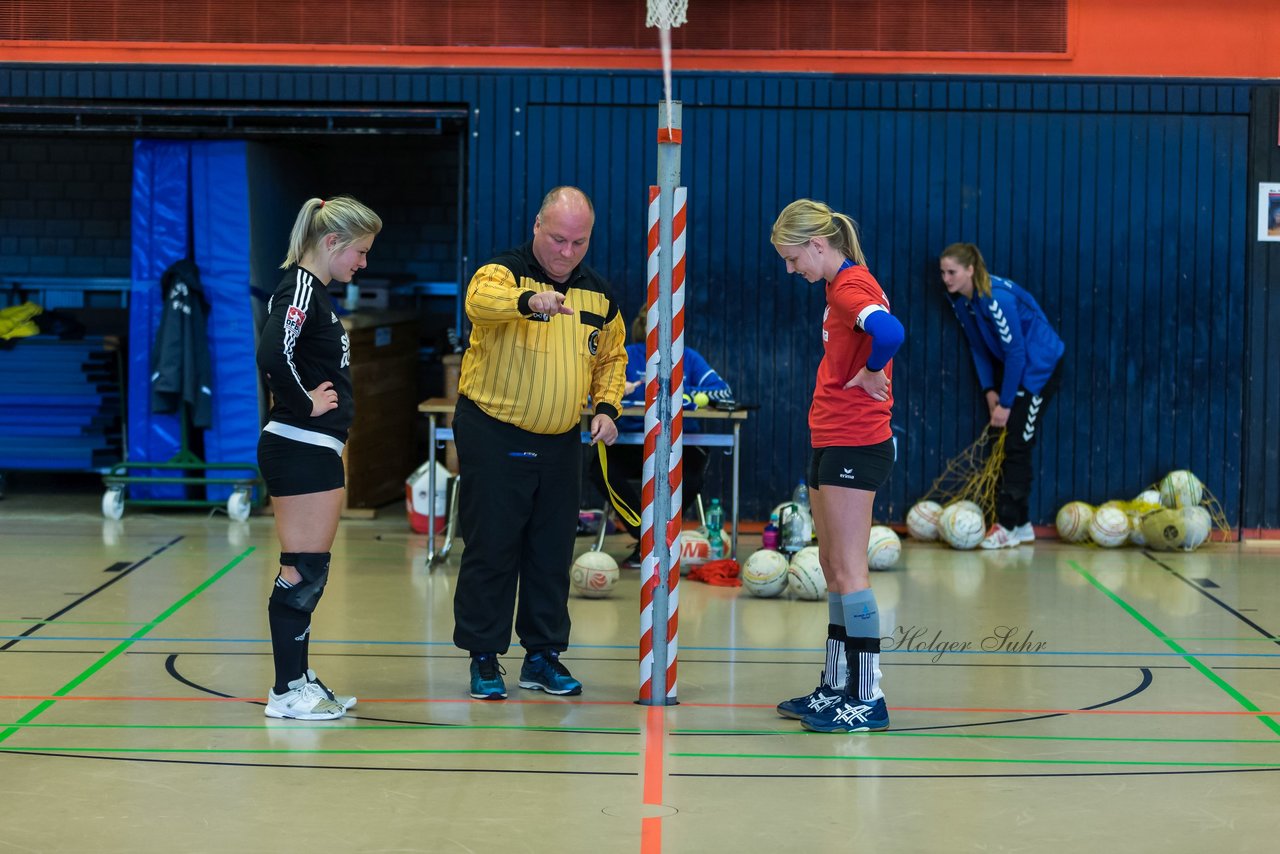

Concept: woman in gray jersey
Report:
left=255, top=195, right=381, bottom=720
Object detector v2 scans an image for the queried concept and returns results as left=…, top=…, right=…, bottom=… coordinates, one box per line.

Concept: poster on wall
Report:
left=1260, top=183, right=1280, bottom=242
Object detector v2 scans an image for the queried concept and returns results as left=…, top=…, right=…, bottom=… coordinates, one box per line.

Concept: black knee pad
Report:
left=270, top=552, right=330, bottom=613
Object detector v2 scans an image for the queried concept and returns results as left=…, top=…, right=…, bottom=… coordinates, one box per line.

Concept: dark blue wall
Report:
left=0, top=64, right=1267, bottom=527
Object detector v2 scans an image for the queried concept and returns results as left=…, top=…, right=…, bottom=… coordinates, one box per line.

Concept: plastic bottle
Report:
left=706, top=498, right=725, bottom=559
left=762, top=512, right=780, bottom=551
left=792, top=478, right=811, bottom=513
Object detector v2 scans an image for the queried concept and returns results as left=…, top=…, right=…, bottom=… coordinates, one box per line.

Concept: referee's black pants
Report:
left=452, top=396, right=582, bottom=656
left=996, top=363, right=1062, bottom=529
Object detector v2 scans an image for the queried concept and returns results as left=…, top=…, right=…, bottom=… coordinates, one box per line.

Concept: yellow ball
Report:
left=693, top=392, right=709, bottom=408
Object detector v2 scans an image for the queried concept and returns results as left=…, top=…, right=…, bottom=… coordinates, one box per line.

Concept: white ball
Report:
left=1181, top=506, right=1212, bottom=550
left=678, top=530, right=711, bottom=569
left=867, top=525, right=902, bottom=570
left=938, top=503, right=985, bottom=550
left=1159, top=470, right=1204, bottom=509
left=786, top=547, right=826, bottom=600
left=571, top=551, right=619, bottom=598
left=742, top=548, right=790, bottom=598
left=1088, top=506, right=1130, bottom=548
left=906, top=500, right=943, bottom=541
left=1055, top=501, right=1094, bottom=543
left=1134, top=488, right=1162, bottom=507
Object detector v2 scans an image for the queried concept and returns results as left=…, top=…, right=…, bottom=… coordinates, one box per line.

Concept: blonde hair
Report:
left=281, top=195, right=383, bottom=269
left=770, top=198, right=866, bottom=267
left=940, top=242, right=991, bottom=298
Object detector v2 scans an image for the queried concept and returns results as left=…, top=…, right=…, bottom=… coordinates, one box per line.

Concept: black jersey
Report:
left=257, top=265, right=353, bottom=442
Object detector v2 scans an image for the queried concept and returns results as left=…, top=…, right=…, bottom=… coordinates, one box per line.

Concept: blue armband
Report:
left=863, top=310, right=904, bottom=372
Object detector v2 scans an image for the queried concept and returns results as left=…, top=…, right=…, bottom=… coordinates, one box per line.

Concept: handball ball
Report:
left=678, top=530, right=711, bottom=569
left=693, top=392, right=710, bottom=408
left=1055, top=501, right=1094, bottom=543
left=938, top=503, right=985, bottom=550
left=1160, top=470, right=1204, bottom=509
left=867, top=525, right=902, bottom=570
left=743, top=549, right=789, bottom=598
left=1088, top=505, right=1130, bottom=548
left=1181, top=506, right=1212, bottom=550
left=906, top=500, right=943, bottom=541
left=787, top=547, right=826, bottom=600
left=1135, top=488, right=1162, bottom=507
left=1140, top=508, right=1186, bottom=551
left=571, top=551, right=619, bottom=598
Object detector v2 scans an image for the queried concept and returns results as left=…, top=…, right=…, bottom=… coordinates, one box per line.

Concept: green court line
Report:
left=670, top=751, right=1279, bottom=769
left=1, top=722, right=640, bottom=734
left=1069, top=559, right=1280, bottom=739
left=3, top=747, right=637, bottom=757
left=0, top=548, right=254, bottom=747
left=0, top=619, right=151, bottom=626
left=673, top=729, right=1280, bottom=745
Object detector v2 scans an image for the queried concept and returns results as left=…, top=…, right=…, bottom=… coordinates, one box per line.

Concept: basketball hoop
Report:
left=645, top=0, right=688, bottom=30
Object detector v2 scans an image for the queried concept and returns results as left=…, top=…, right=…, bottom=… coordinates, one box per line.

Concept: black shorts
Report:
left=808, top=438, right=896, bottom=492
left=257, top=430, right=345, bottom=497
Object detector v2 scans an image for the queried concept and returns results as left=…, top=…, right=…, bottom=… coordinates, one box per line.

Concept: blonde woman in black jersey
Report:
left=256, top=195, right=381, bottom=720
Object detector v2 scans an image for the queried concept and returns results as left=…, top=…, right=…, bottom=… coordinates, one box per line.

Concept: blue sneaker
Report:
left=777, top=683, right=845, bottom=720
left=801, top=694, right=890, bottom=733
left=469, top=654, right=507, bottom=700
left=518, top=650, right=583, bottom=696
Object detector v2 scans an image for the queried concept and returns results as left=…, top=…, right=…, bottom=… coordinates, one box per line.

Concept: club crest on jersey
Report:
left=588, top=330, right=599, bottom=355
left=285, top=306, right=306, bottom=331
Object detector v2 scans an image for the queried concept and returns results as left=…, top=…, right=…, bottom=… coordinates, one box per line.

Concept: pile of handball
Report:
left=1054, top=469, right=1213, bottom=551
left=905, top=499, right=987, bottom=550
left=740, top=526, right=901, bottom=600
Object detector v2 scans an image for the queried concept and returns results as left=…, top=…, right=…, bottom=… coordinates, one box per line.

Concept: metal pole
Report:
left=644, top=99, right=681, bottom=705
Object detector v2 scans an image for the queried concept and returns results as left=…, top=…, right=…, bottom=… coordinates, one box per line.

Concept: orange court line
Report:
left=641, top=706, right=666, bottom=854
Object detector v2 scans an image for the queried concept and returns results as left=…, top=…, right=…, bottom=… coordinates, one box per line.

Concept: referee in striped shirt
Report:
left=452, top=186, right=628, bottom=700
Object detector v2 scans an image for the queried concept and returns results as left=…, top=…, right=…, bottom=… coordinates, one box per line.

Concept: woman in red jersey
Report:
left=770, top=199, right=904, bottom=734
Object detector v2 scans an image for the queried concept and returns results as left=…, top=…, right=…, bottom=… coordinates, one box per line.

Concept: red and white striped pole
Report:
left=639, top=101, right=685, bottom=705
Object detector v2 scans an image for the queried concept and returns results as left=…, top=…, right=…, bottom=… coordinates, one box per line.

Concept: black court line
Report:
left=0, top=750, right=636, bottom=776
left=1144, top=552, right=1280, bottom=649
left=0, top=537, right=183, bottom=652
left=163, top=653, right=635, bottom=736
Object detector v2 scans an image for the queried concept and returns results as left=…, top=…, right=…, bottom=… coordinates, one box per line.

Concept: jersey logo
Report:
left=285, top=305, right=307, bottom=331
left=588, top=330, right=599, bottom=355
left=331, top=312, right=338, bottom=324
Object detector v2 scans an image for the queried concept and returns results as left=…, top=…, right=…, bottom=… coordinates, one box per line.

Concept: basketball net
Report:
left=646, top=0, right=688, bottom=136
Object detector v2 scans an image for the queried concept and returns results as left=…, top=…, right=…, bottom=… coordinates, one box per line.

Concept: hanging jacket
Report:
left=948, top=274, right=1064, bottom=408
left=150, top=259, right=213, bottom=428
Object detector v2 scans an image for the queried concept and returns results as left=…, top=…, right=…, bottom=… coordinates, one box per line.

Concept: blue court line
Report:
left=5, top=635, right=1280, bottom=659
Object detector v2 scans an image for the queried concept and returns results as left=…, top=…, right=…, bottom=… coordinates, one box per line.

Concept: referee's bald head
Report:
left=538, top=186, right=594, bottom=224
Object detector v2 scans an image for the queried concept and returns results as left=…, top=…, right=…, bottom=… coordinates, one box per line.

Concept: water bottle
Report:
left=792, top=479, right=811, bottom=513
left=706, top=498, right=725, bottom=559
left=762, top=512, right=780, bottom=551
left=781, top=503, right=808, bottom=554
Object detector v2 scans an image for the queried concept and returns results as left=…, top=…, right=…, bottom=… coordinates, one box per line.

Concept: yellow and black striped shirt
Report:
left=459, top=242, right=628, bottom=434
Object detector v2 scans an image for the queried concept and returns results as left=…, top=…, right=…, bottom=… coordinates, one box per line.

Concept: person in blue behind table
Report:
left=771, top=198, right=904, bottom=734
left=587, top=309, right=735, bottom=567
left=939, top=242, right=1065, bottom=550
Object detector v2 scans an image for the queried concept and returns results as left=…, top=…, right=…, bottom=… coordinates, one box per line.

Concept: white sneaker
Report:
left=1011, top=523, right=1036, bottom=545
left=307, top=668, right=357, bottom=710
left=979, top=523, right=1019, bottom=550
left=266, top=676, right=346, bottom=720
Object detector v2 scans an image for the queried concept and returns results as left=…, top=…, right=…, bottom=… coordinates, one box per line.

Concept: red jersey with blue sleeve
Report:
left=809, top=264, right=895, bottom=448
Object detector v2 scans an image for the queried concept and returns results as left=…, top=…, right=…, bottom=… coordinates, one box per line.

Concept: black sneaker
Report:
left=622, top=544, right=643, bottom=568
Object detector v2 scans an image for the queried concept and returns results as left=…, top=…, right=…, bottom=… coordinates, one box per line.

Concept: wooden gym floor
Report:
left=2, top=480, right=1279, bottom=853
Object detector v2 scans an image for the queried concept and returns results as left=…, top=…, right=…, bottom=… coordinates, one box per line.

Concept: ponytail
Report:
left=281, top=195, right=383, bottom=269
